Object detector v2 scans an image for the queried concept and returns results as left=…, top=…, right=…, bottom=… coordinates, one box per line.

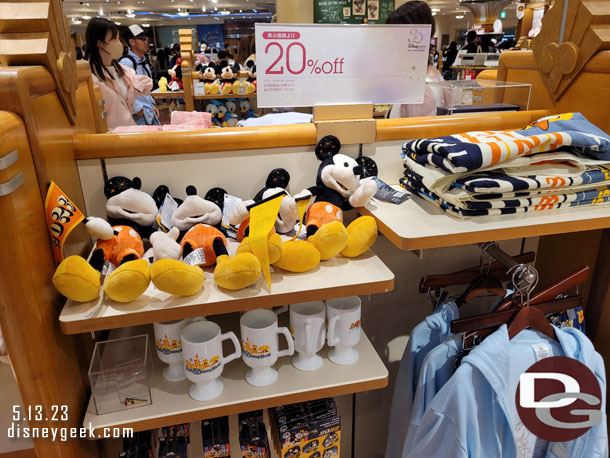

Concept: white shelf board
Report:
left=360, top=185, right=610, bottom=250
left=83, top=329, right=387, bottom=435
left=59, top=246, right=394, bottom=334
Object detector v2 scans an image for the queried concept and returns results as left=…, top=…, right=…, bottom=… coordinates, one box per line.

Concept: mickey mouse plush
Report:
left=168, top=57, right=183, bottom=91
left=53, top=177, right=161, bottom=303
left=196, top=62, right=220, bottom=95
left=296, top=135, right=378, bottom=260
left=150, top=186, right=262, bottom=291
left=243, top=58, right=257, bottom=94
left=218, top=61, right=241, bottom=95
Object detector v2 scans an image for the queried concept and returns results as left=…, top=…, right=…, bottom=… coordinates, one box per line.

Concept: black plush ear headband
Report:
left=314, top=135, right=341, bottom=161
left=104, top=176, right=141, bottom=199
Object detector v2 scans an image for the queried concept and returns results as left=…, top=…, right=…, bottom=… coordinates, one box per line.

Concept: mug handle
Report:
left=327, top=315, right=340, bottom=347
left=276, top=326, right=295, bottom=358
left=220, top=331, right=241, bottom=365
left=305, top=319, right=317, bottom=355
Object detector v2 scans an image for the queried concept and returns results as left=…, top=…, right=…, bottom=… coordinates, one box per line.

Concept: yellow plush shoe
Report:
left=273, top=240, right=321, bottom=273
left=104, top=259, right=151, bottom=303
left=236, top=232, right=283, bottom=264
left=308, top=221, right=348, bottom=261
left=151, top=259, right=205, bottom=296
left=232, top=81, right=241, bottom=94
left=210, top=82, right=220, bottom=95
left=221, top=83, right=232, bottom=95
left=246, top=83, right=256, bottom=94
left=214, top=253, right=261, bottom=290
left=52, top=255, right=101, bottom=302
left=341, top=216, right=378, bottom=258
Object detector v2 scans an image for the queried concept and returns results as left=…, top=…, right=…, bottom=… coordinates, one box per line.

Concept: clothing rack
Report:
left=476, top=242, right=538, bottom=291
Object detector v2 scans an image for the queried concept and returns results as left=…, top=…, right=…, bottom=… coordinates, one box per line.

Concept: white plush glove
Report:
left=229, top=199, right=254, bottom=225
left=85, top=217, right=114, bottom=240
left=276, top=194, right=299, bottom=233
left=349, top=178, right=377, bottom=208
left=151, top=227, right=182, bottom=260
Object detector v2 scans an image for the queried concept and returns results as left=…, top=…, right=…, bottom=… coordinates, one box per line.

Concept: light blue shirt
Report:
left=119, top=50, right=156, bottom=123
left=405, top=325, right=608, bottom=458
left=385, top=301, right=459, bottom=458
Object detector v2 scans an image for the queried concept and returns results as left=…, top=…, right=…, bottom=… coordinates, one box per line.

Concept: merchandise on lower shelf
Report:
left=158, top=423, right=190, bottom=458
left=239, top=410, right=271, bottom=457
left=119, top=430, right=153, bottom=458
left=271, top=398, right=341, bottom=458
left=201, top=416, right=230, bottom=457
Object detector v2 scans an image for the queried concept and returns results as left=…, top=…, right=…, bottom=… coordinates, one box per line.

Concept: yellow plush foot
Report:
left=341, top=216, right=378, bottom=257
left=308, top=221, right=348, bottom=260
left=236, top=233, right=283, bottom=264
left=273, top=240, right=321, bottom=273
left=232, top=81, right=241, bottom=94
left=52, top=255, right=101, bottom=302
left=246, top=83, right=256, bottom=94
left=210, top=82, right=220, bottom=95
left=214, top=253, right=261, bottom=290
left=221, top=83, right=232, bottom=95
left=151, top=259, right=205, bottom=296
left=104, top=259, right=151, bottom=303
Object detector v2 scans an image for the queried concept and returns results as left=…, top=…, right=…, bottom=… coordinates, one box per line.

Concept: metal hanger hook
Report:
left=508, top=263, right=539, bottom=306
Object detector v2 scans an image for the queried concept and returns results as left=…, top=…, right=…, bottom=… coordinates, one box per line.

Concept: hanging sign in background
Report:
left=314, top=0, right=395, bottom=24
left=255, top=23, right=431, bottom=107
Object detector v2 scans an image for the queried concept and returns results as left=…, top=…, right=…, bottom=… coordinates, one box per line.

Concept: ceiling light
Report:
left=202, top=5, right=206, bottom=11
left=431, top=8, right=440, bottom=12
left=126, top=12, right=135, bottom=18
left=82, top=15, right=91, bottom=19
left=98, top=7, right=103, bottom=15
left=239, top=9, right=242, bottom=12
left=115, top=21, right=121, bottom=24
left=178, top=10, right=189, bottom=16
left=210, top=0, right=217, bottom=3
left=214, top=6, right=217, bottom=10
left=220, top=10, right=230, bottom=15
left=72, top=20, right=82, bottom=24
left=142, top=23, right=150, bottom=26
left=456, top=15, right=464, bottom=18
left=432, top=12, right=437, bottom=15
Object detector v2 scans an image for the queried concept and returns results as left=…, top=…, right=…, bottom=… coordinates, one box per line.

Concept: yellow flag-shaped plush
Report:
left=45, top=181, right=85, bottom=265
left=290, top=194, right=315, bottom=241
left=248, top=191, right=286, bottom=289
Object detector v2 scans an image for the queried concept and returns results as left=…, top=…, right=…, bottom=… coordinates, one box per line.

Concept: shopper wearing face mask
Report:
left=85, top=17, right=153, bottom=130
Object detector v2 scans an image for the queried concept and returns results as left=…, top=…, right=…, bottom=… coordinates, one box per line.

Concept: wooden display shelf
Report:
left=193, top=93, right=257, bottom=100
left=59, top=249, right=394, bottom=334
left=360, top=185, right=610, bottom=250
left=151, top=90, right=185, bottom=99
left=83, top=328, right=387, bottom=435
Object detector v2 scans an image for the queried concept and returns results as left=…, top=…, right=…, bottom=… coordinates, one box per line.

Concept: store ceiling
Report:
left=63, top=0, right=276, bottom=26
left=63, top=0, right=516, bottom=27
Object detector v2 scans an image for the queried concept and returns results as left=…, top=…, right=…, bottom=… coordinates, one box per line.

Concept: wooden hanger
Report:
left=457, top=295, right=582, bottom=348
left=507, top=305, right=556, bottom=340
left=418, top=251, right=535, bottom=293
left=455, top=274, right=506, bottom=308
left=494, top=265, right=589, bottom=312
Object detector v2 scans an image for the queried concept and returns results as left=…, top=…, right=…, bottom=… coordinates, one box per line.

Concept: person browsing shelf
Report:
left=85, top=18, right=153, bottom=130
left=119, top=25, right=160, bottom=125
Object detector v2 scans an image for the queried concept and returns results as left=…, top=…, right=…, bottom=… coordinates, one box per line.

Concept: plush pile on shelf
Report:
left=399, top=112, right=610, bottom=218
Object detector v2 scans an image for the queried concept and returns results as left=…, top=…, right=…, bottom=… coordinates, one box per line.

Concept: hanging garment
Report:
left=402, top=113, right=610, bottom=174
left=385, top=301, right=459, bottom=458
left=405, top=325, right=607, bottom=458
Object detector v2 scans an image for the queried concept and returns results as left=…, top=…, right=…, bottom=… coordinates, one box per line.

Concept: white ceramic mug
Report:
left=240, top=309, right=294, bottom=386
left=181, top=320, right=241, bottom=401
left=290, top=301, right=326, bottom=371
left=326, top=296, right=361, bottom=365
left=153, top=317, right=205, bottom=381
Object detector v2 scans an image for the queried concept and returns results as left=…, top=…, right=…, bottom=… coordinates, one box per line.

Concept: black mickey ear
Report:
left=355, top=156, right=378, bottom=178
left=205, top=187, right=227, bottom=211
left=186, top=185, right=197, bottom=196
left=266, top=168, right=290, bottom=189
left=104, top=176, right=132, bottom=199
left=315, top=135, right=341, bottom=161
left=132, top=177, right=142, bottom=190
left=152, top=185, right=170, bottom=208
left=245, top=59, right=255, bottom=68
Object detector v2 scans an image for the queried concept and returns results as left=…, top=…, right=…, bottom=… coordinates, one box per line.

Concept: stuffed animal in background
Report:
left=158, top=76, right=169, bottom=92
left=223, top=99, right=239, bottom=127
left=218, top=61, right=241, bottom=95
left=230, top=169, right=321, bottom=273
left=239, top=99, right=255, bottom=119
left=206, top=100, right=223, bottom=127
left=295, top=135, right=378, bottom=260
left=150, top=186, right=262, bottom=291
left=168, top=57, right=183, bottom=91
left=196, top=62, right=220, bottom=95
left=53, top=177, right=161, bottom=303
left=243, top=58, right=257, bottom=94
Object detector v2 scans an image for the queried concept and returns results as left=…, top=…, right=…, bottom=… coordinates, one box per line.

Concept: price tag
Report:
left=371, top=177, right=410, bottom=204
left=221, top=194, right=242, bottom=238
left=183, top=248, right=206, bottom=266
left=101, top=260, right=116, bottom=276
left=255, top=23, right=430, bottom=107
left=153, top=194, right=178, bottom=233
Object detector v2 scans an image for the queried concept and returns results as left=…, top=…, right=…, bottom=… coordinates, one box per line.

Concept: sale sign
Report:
left=255, top=23, right=431, bottom=107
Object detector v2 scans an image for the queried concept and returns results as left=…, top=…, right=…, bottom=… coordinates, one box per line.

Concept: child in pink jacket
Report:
left=85, top=18, right=153, bottom=130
